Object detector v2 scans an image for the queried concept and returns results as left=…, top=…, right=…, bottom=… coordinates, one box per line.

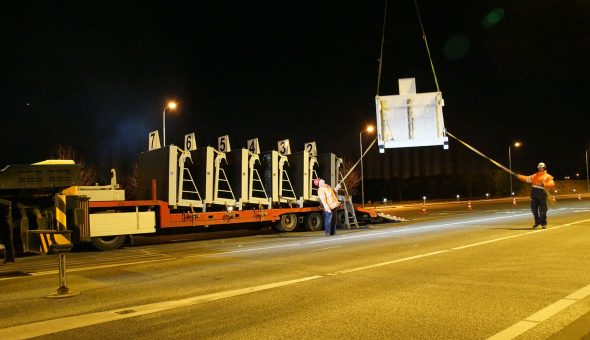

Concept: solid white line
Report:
left=0, top=275, right=323, bottom=340
left=224, top=243, right=301, bottom=253
left=487, top=321, right=537, bottom=340
left=487, top=219, right=590, bottom=339
left=525, top=299, right=577, bottom=322
left=3, top=216, right=588, bottom=339
left=452, top=231, right=543, bottom=250
left=0, top=258, right=175, bottom=281
left=333, top=250, right=450, bottom=274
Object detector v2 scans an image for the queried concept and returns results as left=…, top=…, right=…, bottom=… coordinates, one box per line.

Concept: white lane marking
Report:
left=487, top=220, right=590, bottom=339
left=241, top=213, right=532, bottom=250
left=3, top=216, right=589, bottom=339
left=0, top=275, right=323, bottom=340
left=0, top=258, right=175, bottom=281
left=333, top=250, right=450, bottom=275
left=525, top=299, right=577, bottom=323
left=224, top=243, right=301, bottom=254
left=452, top=231, right=544, bottom=250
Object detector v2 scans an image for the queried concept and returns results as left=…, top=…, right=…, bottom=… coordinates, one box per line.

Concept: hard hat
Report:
left=537, top=162, right=546, bottom=169
left=313, top=178, right=320, bottom=187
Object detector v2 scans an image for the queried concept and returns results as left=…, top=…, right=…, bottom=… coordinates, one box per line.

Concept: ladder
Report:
left=337, top=171, right=359, bottom=229
left=251, top=167, right=268, bottom=200
left=180, top=165, right=202, bottom=202
left=216, top=167, right=235, bottom=201
left=280, top=168, right=296, bottom=201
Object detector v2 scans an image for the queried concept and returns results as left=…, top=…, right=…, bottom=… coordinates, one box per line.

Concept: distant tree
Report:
left=122, top=161, right=139, bottom=200
left=50, top=145, right=97, bottom=185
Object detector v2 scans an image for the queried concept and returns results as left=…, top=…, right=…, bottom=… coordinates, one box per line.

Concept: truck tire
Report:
left=336, top=210, right=348, bottom=229
left=273, top=213, right=298, bottom=232
left=90, top=235, right=126, bottom=251
left=303, top=212, right=323, bottom=231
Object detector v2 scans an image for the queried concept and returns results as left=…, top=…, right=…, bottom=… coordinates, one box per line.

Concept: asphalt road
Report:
left=1, top=198, right=590, bottom=339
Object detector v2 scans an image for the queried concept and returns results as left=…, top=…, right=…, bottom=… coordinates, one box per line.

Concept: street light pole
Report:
left=360, top=125, right=374, bottom=207
left=508, top=145, right=513, bottom=196
left=586, top=149, right=589, bottom=193
left=360, top=131, right=364, bottom=207
left=162, top=101, right=177, bottom=147
left=508, top=141, right=521, bottom=196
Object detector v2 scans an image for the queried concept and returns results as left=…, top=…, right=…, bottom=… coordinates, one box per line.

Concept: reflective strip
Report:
left=39, top=234, right=49, bottom=253
left=55, top=194, right=67, bottom=231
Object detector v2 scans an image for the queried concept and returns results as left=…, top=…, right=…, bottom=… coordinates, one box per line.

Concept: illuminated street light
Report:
left=360, top=124, right=375, bottom=207
left=162, top=101, right=177, bottom=147
left=509, top=141, right=521, bottom=197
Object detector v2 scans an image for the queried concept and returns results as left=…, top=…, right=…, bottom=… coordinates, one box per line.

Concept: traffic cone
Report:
left=467, top=201, right=472, bottom=209
left=578, top=194, right=582, bottom=200
left=421, top=203, right=427, bottom=213
left=512, top=197, right=517, bottom=206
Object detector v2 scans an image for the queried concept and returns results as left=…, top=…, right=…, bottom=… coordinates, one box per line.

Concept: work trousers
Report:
left=531, top=197, right=548, bottom=226
left=323, top=211, right=336, bottom=236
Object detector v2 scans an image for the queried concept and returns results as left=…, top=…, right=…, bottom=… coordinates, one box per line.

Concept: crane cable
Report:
left=375, top=0, right=389, bottom=96
left=445, top=130, right=515, bottom=176
left=414, top=0, right=440, bottom=93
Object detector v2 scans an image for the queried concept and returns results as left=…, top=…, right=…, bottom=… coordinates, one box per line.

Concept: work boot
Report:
left=541, top=224, right=547, bottom=229
left=532, top=224, right=539, bottom=229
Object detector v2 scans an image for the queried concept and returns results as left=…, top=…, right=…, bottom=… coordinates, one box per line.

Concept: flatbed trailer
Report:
left=85, top=198, right=379, bottom=250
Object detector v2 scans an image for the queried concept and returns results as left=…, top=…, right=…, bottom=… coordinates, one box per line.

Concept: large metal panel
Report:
left=317, top=153, right=342, bottom=188
left=137, top=145, right=178, bottom=204
left=375, top=77, right=448, bottom=152
left=226, top=149, right=249, bottom=203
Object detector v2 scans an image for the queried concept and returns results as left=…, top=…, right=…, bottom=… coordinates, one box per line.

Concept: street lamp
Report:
left=360, top=124, right=375, bottom=207
left=162, top=101, right=177, bottom=147
left=509, top=141, right=521, bottom=196
left=586, top=149, right=589, bottom=193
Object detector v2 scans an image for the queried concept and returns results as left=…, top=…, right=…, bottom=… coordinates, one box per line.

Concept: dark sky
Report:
left=2, top=1, right=589, bottom=179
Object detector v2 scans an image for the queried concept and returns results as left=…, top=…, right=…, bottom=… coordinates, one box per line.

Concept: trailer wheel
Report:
left=90, top=235, right=126, bottom=251
left=303, top=212, right=323, bottom=231
left=273, top=213, right=298, bottom=232
left=336, top=210, right=348, bottom=229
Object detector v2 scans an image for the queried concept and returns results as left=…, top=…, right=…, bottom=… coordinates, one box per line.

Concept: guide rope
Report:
left=413, top=0, right=440, bottom=93
left=445, top=130, right=515, bottom=176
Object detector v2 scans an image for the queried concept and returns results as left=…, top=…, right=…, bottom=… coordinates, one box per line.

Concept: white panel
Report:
left=398, top=78, right=416, bottom=94
left=184, top=133, right=197, bottom=151
left=148, top=131, right=161, bottom=151
left=89, top=211, right=156, bottom=237
left=375, top=78, right=448, bottom=151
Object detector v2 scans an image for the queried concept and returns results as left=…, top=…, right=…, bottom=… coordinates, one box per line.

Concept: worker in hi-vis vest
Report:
left=314, top=178, right=340, bottom=236
left=515, top=162, right=555, bottom=229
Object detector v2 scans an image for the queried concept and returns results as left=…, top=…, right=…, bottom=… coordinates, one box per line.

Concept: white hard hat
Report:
left=537, top=162, right=546, bottom=169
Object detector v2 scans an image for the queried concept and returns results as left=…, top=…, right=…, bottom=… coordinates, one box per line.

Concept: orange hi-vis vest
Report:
left=517, top=170, right=555, bottom=190
left=318, top=185, right=340, bottom=212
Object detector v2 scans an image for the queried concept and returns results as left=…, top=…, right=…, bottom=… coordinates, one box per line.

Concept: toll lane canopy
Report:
left=375, top=78, right=448, bottom=153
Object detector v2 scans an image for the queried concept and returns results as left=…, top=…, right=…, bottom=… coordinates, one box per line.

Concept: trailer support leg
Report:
left=46, top=249, right=79, bottom=299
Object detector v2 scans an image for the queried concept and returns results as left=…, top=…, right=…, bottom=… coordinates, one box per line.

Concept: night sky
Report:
left=2, top=1, right=589, bottom=181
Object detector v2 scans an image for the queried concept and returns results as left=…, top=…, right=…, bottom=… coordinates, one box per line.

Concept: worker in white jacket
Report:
left=314, top=178, right=340, bottom=236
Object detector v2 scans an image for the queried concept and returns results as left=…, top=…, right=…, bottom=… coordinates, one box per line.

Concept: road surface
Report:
left=1, top=197, right=590, bottom=339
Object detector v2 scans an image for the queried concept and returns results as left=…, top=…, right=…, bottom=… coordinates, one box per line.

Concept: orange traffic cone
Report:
left=421, top=203, right=427, bottom=213
left=512, top=197, right=517, bottom=206
left=467, top=201, right=472, bottom=209
left=578, top=194, right=582, bottom=200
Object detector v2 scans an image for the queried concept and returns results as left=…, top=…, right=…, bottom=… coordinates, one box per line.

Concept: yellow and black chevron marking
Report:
left=39, top=232, right=71, bottom=254
left=55, top=194, right=67, bottom=231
